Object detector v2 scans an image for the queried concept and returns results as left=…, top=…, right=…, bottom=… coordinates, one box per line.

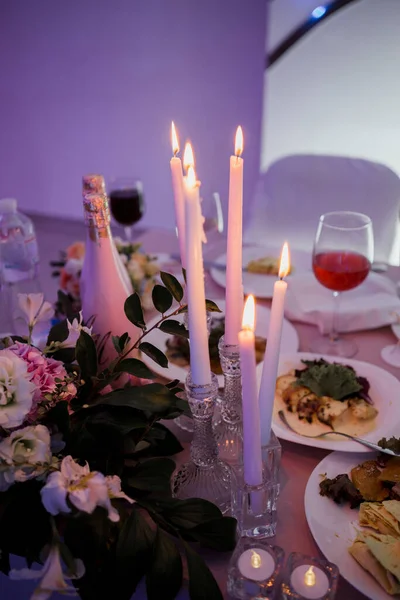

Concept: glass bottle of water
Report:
left=0, top=198, right=40, bottom=334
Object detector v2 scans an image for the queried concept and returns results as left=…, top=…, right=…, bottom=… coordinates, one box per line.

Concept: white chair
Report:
left=245, top=155, right=400, bottom=264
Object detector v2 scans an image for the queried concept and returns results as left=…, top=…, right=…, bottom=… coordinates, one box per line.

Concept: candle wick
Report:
left=173, top=149, right=178, bottom=157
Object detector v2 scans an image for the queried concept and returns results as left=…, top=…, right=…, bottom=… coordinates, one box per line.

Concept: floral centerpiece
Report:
left=52, top=240, right=161, bottom=314
left=0, top=274, right=234, bottom=600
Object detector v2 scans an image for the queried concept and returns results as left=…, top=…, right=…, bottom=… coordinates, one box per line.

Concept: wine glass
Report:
left=108, top=177, right=145, bottom=240
left=201, top=192, right=225, bottom=257
left=310, top=211, right=374, bottom=357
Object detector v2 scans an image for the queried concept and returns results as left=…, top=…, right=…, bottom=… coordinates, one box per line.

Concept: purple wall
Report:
left=0, top=0, right=267, bottom=230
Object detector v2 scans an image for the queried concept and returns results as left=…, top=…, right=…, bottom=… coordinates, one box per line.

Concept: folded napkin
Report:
left=285, top=272, right=400, bottom=334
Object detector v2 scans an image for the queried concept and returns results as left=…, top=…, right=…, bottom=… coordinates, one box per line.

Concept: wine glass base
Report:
left=309, top=335, right=358, bottom=358
left=381, top=344, right=400, bottom=367
left=172, top=459, right=233, bottom=515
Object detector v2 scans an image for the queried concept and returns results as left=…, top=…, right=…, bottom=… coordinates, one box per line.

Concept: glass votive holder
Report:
left=228, top=537, right=285, bottom=599
left=232, top=431, right=281, bottom=538
left=281, top=553, right=339, bottom=600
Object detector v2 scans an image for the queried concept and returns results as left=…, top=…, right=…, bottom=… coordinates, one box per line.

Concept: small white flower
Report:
left=0, top=349, right=35, bottom=429
left=41, top=456, right=132, bottom=522
left=60, top=312, right=93, bottom=349
left=18, top=294, right=54, bottom=328
left=0, top=425, right=52, bottom=487
left=144, top=261, right=160, bottom=277
left=63, top=258, right=84, bottom=277
left=106, top=475, right=135, bottom=504
left=127, top=258, right=145, bottom=284
left=9, top=543, right=84, bottom=599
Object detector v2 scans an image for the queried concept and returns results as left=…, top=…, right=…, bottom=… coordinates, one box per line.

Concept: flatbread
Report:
left=349, top=535, right=400, bottom=595
left=359, top=502, right=400, bottom=538
left=366, top=532, right=400, bottom=582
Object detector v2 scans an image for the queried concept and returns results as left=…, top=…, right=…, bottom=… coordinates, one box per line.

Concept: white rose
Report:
left=0, top=424, right=51, bottom=466
left=0, top=349, right=35, bottom=429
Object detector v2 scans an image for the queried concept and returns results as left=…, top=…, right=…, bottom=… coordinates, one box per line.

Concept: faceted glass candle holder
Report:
left=232, top=431, right=281, bottom=539
left=172, top=371, right=233, bottom=514
left=281, top=553, right=339, bottom=600
left=213, top=336, right=243, bottom=465
left=174, top=311, right=213, bottom=433
left=227, top=537, right=285, bottom=599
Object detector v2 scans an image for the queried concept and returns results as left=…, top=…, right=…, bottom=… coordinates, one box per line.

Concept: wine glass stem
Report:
left=330, top=291, right=341, bottom=342
left=124, top=226, right=132, bottom=241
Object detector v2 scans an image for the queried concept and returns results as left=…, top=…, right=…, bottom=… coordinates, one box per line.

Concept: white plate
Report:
left=209, top=245, right=311, bottom=299
left=141, top=299, right=299, bottom=387
left=305, top=451, right=392, bottom=600
left=272, top=352, right=400, bottom=452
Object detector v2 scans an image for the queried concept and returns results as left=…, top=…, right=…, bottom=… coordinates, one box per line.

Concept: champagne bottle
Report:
left=82, top=174, right=133, bottom=295
left=80, top=192, right=140, bottom=366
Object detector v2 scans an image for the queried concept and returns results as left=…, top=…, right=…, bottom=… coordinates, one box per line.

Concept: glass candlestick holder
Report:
left=171, top=371, right=233, bottom=514
left=174, top=311, right=213, bottom=433
left=212, top=335, right=243, bottom=465
left=227, top=537, right=285, bottom=599
left=232, top=430, right=281, bottom=538
left=281, top=553, right=339, bottom=600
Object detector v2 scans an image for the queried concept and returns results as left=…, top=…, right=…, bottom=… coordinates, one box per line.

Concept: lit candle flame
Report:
left=235, top=125, right=244, bottom=157
left=171, top=121, right=179, bottom=156
left=242, top=295, right=255, bottom=331
left=279, top=242, right=290, bottom=279
left=186, top=165, right=197, bottom=190
left=183, top=142, right=195, bottom=172
left=304, top=566, right=316, bottom=587
left=251, top=551, right=262, bottom=569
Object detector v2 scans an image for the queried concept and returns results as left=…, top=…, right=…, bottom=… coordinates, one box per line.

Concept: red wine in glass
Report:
left=109, top=178, right=144, bottom=240
left=310, top=211, right=374, bottom=357
left=313, top=251, right=371, bottom=292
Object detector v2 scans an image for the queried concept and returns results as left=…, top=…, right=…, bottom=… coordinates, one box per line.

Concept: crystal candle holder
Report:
left=227, top=537, right=285, bottom=599
left=174, top=311, right=213, bottom=433
left=232, top=430, right=281, bottom=538
left=281, top=553, right=339, bottom=600
left=213, top=335, right=243, bottom=465
left=171, top=371, right=233, bottom=514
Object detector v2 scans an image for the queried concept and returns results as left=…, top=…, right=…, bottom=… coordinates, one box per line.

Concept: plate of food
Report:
left=305, top=448, right=400, bottom=599
left=209, top=245, right=311, bottom=298
left=272, top=353, right=400, bottom=452
left=141, top=299, right=299, bottom=387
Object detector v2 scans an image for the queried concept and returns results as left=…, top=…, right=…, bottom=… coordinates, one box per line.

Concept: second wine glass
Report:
left=109, top=177, right=145, bottom=241
left=310, top=211, right=374, bottom=357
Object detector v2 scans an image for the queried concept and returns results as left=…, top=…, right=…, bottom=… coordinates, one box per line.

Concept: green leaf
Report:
left=45, top=401, right=70, bottom=439
left=146, top=424, right=184, bottom=456
left=119, top=332, right=130, bottom=351
left=182, top=267, right=187, bottom=283
left=189, top=517, right=237, bottom=551
left=112, top=335, right=121, bottom=354
left=85, top=407, right=148, bottom=436
left=116, top=508, right=155, bottom=598
left=205, top=299, right=222, bottom=313
left=184, top=541, right=223, bottom=600
left=76, top=330, right=98, bottom=378
left=297, top=360, right=362, bottom=401
left=166, top=379, right=180, bottom=389
left=160, top=272, right=184, bottom=303
left=127, top=458, right=175, bottom=493
left=98, top=383, right=180, bottom=415
left=159, top=319, right=189, bottom=339
left=139, top=342, right=168, bottom=368
left=115, top=358, right=155, bottom=380
left=47, top=319, right=69, bottom=345
left=152, top=285, right=173, bottom=314
left=163, top=498, right=222, bottom=530
left=57, top=290, right=77, bottom=321
left=146, top=528, right=182, bottom=600
left=124, top=293, right=146, bottom=329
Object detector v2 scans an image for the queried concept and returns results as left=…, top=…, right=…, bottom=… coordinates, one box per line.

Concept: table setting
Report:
left=1, top=123, right=400, bottom=600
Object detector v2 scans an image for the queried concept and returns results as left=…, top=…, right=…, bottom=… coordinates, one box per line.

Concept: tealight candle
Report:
left=238, top=548, right=275, bottom=582
left=290, top=565, right=330, bottom=599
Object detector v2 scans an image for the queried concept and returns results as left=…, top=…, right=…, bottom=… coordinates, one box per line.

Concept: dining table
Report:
left=2, top=214, right=399, bottom=600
